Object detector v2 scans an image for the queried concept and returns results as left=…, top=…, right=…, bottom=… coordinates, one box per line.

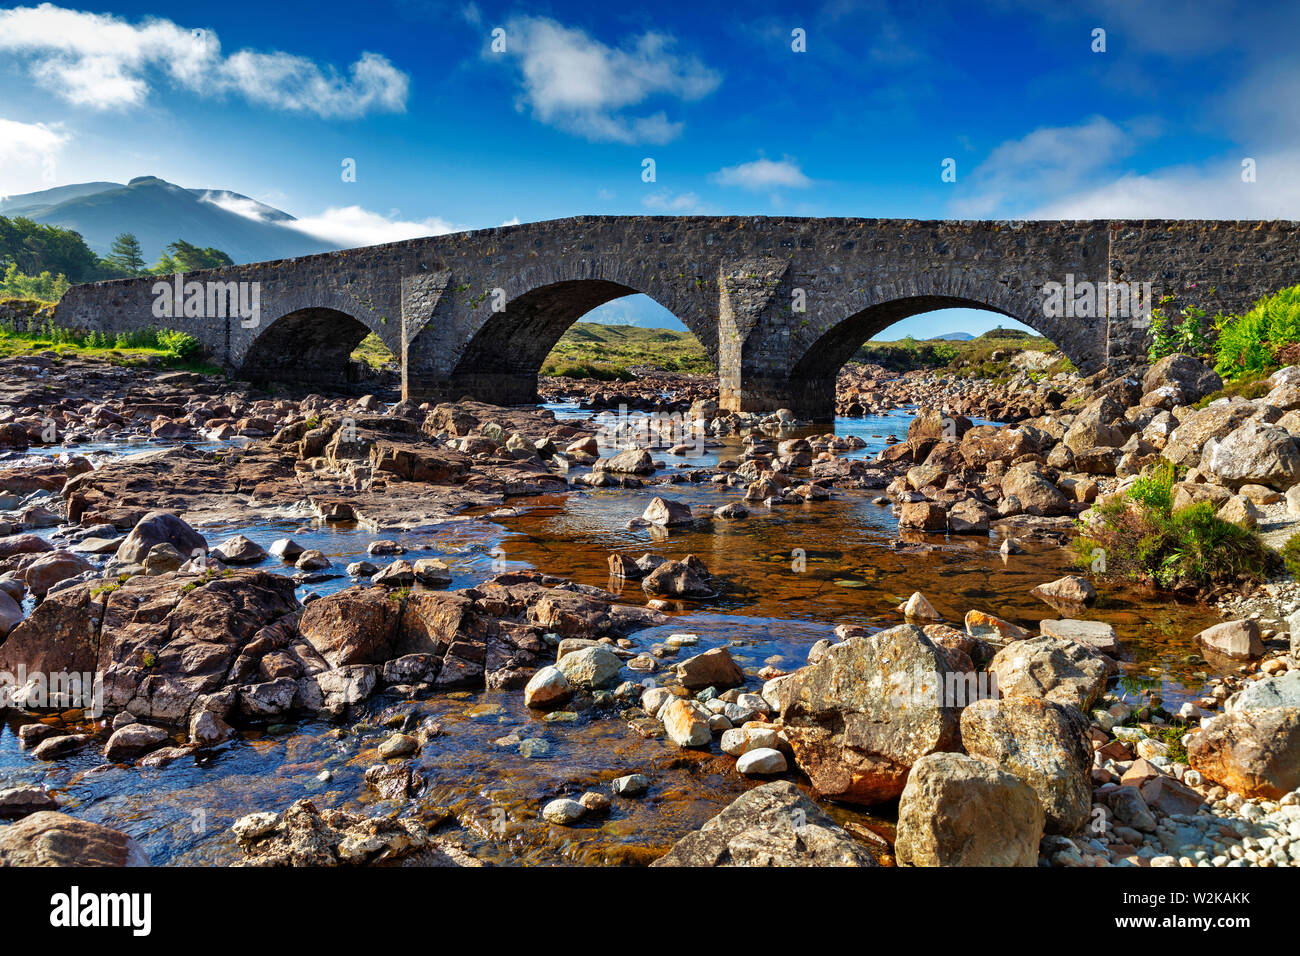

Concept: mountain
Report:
left=930, top=331, right=974, bottom=340
left=0, top=182, right=123, bottom=218
left=0, top=176, right=332, bottom=265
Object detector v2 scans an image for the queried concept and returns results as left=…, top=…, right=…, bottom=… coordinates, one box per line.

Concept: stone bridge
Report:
left=54, top=217, right=1300, bottom=420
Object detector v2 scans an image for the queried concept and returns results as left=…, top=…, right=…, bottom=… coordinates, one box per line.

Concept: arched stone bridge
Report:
left=55, top=217, right=1300, bottom=420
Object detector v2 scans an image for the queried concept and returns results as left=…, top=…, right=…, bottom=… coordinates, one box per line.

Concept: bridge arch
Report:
left=238, top=305, right=393, bottom=389
left=427, top=273, right=717, bottom=405
left=765, top=274, right=1101, bottom=420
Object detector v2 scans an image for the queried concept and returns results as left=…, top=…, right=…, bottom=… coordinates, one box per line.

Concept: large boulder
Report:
left=1161, top=401, right=1255, bottom=467
left=641, top=559, right=714, bottom=598
left=0, top=812, right=150, bottom=866
left=1205, top=421, right=1300, bottom=490
left=522, top=665, right=572, bottom=709
left=651, top=780, right=877, bottom=867
left=1195, top=620, right=1265, bottom=661
left=661, top=698, right=712, bottom=747
left=780, top=624, right=961, bottom=804
left=999, top=468, right=1072, bottom=517
left=104, top=723, right=171, bottom=761
left=1062, top=395, right=1132, bottom=452
left=0, top=589, right=23, bottom=637
left=894, top=752, right=1043, bottom=867
left=1228, top=671, right=1300, bottom=713
left=1143, top=353, right=1222, bottom=404
left=642, top=497, right=693, bottom=526
left=947, top=498, right=991, bottom=534
left=898, top=501, right=947, bottom=531
left=987, top=636, right=1108, bottom=710
left=0, top=534, right=53, bottom=561
left=959, top=425, right=1036, bottom=468
left=1187, top=706, right=1300, bottom=799
left=675, top=646, right=744, bottom=690
left=99, top=572, right=299, bottom=723
left=1029, top=574, right=1096, bottom=611
left=960, top=697, right=1092, bottom=834
left=212, top=534, right=269, bottom=565
left=592, top=449, right=654, bottom=475
left=300, top=587, right=405, bottom=667
left=19, top=550, right=94, bottom=599
left=114, top=510, right=208, bottom=565
left=554, top=644, right=622, bottom=689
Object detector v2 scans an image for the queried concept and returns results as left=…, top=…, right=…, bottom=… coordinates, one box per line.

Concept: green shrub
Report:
left=1282, top=532, right=1300, bottom=578
left=1148, top=294, right=1214, bottom=363
left=1074, top=463, right=1273, bottom=591
left=156, top=328, right=201, bottom=361
left=0, top=263, right=70, bottom=303
left=1213, top=284, right=1300, bottom=380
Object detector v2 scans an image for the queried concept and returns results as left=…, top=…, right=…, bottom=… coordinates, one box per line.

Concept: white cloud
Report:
left=196, top=191, right=274, bottom=221
left=0, top=3, right=408, bottom=117
left=0, top=116, right=67, bottom=163
left=641, top=190, right=710, bottom=213
left=499, top=215, right=520, bottom=226
left=208, top=193, right=465, bottom=247
left=0, top=116, right=69, bottom=196
left=950, top=116, right=1144, bottom=217
left=713, top=157, right=811, bottom=190
left=951, top=110, right=1300, bottom=220
left=280, top=206, right=464, bottom=248
left=1024, top=151, right=1300, bottom=220
left=499, top=16, right=720, bottom=144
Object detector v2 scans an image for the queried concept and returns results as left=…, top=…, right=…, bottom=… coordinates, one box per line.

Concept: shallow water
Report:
left=0, top=407, right=1224, bottom=866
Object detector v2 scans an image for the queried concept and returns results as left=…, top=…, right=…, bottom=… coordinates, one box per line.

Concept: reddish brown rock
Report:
left=0, top=811, right=150, bottom=866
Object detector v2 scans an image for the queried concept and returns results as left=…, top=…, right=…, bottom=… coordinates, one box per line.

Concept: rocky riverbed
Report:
left=0, top=347, right=1298, bottom=868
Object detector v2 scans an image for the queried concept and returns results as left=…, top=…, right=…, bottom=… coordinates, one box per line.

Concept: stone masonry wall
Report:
left=51, top=216, right=1300, bottom=418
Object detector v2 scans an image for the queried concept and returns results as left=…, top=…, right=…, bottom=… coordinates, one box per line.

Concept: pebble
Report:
left=611, top=773, right=650, bottom=797
left=736, top=747, right=788, bottom=776
left=541, top=798, right=586, bottom=825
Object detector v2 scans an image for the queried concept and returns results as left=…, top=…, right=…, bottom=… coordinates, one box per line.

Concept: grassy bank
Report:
left=853, top=328, right=1067, bottom=378
left=0, top=299, right=218, bottom=371
left=534, top=324, right=1064, bottom=381
left=540, top=322, right=712, bottom=380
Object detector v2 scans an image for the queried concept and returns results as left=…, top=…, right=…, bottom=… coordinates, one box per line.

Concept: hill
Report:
left=542, top=322, right=710, bottom=379
left=0, top=176, right=332, bottom=264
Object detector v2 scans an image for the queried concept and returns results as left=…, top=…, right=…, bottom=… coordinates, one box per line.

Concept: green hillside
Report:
left=541, top=322, right=711, bottom=379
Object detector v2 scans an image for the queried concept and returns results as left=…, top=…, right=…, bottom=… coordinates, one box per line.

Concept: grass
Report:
left=1282, top=532, right=1300, bottom=578
left=1073, top=461, right=1274, bottom=592
left=850, top=329, right=1068, bottom=379
left=1194, top=369, right=1272, bottom=408
left=351, top=332, right=396, bottom=370
left=541, top=322, right=712, bottom=379
left=0, top=302, right=218, bottom=371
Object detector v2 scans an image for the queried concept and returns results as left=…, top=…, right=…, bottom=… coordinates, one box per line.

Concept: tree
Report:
left=0, top=216, right=105, bottom=282
left=152, top=239, right=234, bottom=274
left=105, top=233, right=146, bottom=275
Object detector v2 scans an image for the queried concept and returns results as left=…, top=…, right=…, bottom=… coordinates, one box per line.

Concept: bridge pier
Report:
left=720, top=374, right=838, bottom=422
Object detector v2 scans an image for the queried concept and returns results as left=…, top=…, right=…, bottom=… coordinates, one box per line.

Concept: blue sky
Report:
left=1, top=0, right=1297, bottom=338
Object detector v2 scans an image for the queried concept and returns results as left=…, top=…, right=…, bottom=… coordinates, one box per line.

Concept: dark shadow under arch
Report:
left=239, top=307, right=374, bottom=389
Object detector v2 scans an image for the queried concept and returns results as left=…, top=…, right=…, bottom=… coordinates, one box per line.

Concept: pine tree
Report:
left=106, top=232, right=146, bottom=275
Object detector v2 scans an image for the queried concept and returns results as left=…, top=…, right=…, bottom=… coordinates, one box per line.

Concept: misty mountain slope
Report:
left=0, top=176, right=332, bottom=264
